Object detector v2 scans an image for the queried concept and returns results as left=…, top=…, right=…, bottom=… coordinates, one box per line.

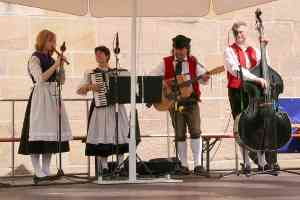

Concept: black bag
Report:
left=137, top=157, right=181, bottom=175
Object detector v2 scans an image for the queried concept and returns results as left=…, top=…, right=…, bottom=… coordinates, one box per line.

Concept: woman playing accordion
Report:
left=77, top=46, right=129, bottom=176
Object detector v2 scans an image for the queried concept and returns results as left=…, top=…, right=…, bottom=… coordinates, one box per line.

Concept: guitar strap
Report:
left=175, top=60, right=183, bottom=75
left=174, top=60, right=184, bottom=112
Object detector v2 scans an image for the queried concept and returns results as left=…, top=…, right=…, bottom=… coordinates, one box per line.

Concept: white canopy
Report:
left=89, top=0, right=210, bottom=17
left=0, top=0, right=278, bottom=17
left=213, top=0, right=278, bottom=14
left=0, top=0, right=87, bottom=16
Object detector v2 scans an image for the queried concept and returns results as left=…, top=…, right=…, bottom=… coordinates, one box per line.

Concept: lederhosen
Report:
left=164, top=56, right=202, bottom=141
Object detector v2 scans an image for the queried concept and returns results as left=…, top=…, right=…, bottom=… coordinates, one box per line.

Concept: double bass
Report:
left=234, top=9, right=292, bottom=152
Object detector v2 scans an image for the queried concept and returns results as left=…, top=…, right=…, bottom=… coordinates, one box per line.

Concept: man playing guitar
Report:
left=152, top=35, right=210, bottom=175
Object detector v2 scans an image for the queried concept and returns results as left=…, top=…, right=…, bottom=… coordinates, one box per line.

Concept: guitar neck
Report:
left=179, top=75, right=204, bottom=88
left=177, top=65, right=224, bottom=88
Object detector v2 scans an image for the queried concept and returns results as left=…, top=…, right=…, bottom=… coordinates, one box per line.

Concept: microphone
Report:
left=255, top=8, right=262, bottom=17
left=53, top=48, right=70, bottom=65
left=114, top=32, right=120, bottom=55
left=255, top=8, right=262, bottom=23
left=60, top=41, right=66, bottom=52
left=56, top=41, right=67, bottom=82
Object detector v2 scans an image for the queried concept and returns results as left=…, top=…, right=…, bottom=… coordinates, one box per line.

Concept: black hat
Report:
left=172, top=35, right=191, bottom=49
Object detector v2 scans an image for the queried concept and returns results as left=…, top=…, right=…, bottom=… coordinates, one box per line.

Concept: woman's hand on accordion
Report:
left=77, top=83, right=100, bottom=95
left=88, top=84, right=101, bottom=92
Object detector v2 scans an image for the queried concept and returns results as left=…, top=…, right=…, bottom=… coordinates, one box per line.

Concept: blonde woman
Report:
left=18, top=30, right=72, bottom=181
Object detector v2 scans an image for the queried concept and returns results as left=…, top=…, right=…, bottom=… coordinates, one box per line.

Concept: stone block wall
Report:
left=0, top=0, right=300, bottom=174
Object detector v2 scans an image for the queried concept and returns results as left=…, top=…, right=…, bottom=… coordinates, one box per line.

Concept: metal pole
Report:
left=166, top=113, right=170, bottom=159
left=129, top=0, right=137, bottom=182
left=86, top=100, right=91, bottom=178
left=11, top=101, right=15, bottom=177
left=234, top=141, right=239, bottom=174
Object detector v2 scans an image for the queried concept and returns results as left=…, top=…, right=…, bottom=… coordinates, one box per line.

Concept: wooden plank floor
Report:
left=1, top=173, right=300, bottom=200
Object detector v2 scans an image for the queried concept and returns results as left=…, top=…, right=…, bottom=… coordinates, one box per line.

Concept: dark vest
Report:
left=29, top=51, right=56, bottom=83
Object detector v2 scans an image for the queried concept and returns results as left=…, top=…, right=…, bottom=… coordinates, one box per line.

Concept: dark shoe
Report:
left=244, top=166, right=251, bottom=176
left=273, top=163, right=280, bottom=171
left=100, top=168, right=110, bottom=177
left=240, top=163, right=251, bottom=176
left=175, top=166, right=190, bottom=175
left=268, top=163, right=280, bottom=176
left=194, top=165, right=206, bottom=176
left=119, top=167, right=129, bottom=177
left=263, top=164, right=279, bottom=176
left=33, top=175, right=50, bottom=184
left=265, top=163, right=280, bottom=171
left=258, top=165, right=268, bottom=172
left=248, top=152, right=258, bottom=165
left=244, top=168, right=251, bottom=176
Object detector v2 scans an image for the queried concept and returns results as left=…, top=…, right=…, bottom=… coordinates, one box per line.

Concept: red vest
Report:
left=163, top=56, right=201, bottom=97
left=227, top=43, right=257, bottom=89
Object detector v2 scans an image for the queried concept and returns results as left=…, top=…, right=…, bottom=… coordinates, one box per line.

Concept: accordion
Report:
left=90, top=72, right=111, bottom=108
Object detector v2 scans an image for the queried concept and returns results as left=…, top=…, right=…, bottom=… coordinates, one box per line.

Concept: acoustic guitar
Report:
left=153, top=65, right=225, bottom=111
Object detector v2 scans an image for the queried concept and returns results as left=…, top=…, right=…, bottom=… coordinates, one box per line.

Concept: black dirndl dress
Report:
left=18, top=52, right=70, bottom=155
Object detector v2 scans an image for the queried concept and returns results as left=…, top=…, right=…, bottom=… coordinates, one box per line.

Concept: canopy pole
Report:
left=129, top=0, right=137, bottom=182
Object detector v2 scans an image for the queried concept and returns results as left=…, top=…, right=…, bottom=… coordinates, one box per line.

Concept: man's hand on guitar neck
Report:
left=198, top=65, right=224, bottom=84
left=201, top=73, right=210, bottom=83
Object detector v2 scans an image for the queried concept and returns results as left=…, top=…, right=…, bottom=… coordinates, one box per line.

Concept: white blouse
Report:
left=28, top=55, right=72, bottom=142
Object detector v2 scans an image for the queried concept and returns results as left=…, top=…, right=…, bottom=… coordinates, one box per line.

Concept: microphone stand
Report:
left=112, top=33, right=121, bottom=176
left=51, top=43, right=91, bottom=184
left=56, top=42, right=66, bottom=177
left=109, top=33, right=152, bottom=178
left=173, top=60, right=185, bottom=175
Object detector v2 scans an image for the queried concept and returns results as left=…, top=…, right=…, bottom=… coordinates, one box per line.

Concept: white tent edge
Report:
left=0, top=0, right=279, bottom=17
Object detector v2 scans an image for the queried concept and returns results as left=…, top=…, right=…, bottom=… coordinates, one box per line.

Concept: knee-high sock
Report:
left=31, top=154, right=46, bottom=177
left=177, top=141, right=188, bottom=168
left=99, top=156, right=108, bottom=169
left=257, top=151, right=267, bottom=167
left=239, top=146, right=251, bottom=167
left=117, top=154, right=125, bottom=167
left=191, top=138, right=202, bottom=167
left=42, top=154, right=52, bottom=176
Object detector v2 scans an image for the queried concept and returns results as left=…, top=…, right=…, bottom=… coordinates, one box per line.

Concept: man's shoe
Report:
left=240, top=163, right=251, bottom=176
left=119, top=167, right=129, bottom=177
left=175, top=166, right=190, bottom=175
left=194, top=165, right=206, bottom=176
left=273, top=163, right=281, bottom=171
left=101, top=168, right=110, bottom=177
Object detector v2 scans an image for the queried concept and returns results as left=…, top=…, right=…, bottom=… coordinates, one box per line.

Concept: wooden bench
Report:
left=1, top=130, right=299, bottom=175
left=201, top=126, right=300, bottom=173
left=201, top=133, right=234, bottom=172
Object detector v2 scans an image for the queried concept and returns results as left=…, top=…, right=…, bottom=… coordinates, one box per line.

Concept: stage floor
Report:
left=1, top=173, right=300, bottom=200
